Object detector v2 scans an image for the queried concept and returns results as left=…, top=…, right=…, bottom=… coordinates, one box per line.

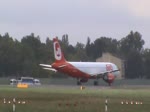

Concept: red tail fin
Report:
left=53, top=38, right=66, bottom=63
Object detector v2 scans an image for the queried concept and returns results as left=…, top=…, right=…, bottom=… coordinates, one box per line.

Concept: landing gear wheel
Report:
left=77, top=81, right=81, bottom=85
left=94, top=81, right=98, bottom=86
left=108, top=83, right=112, bottom=86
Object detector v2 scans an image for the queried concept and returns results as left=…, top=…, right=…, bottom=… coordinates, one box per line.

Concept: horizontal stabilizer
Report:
left=39, top=64, right=52, bottom=68
left=43, top=68, right=57, bottom=72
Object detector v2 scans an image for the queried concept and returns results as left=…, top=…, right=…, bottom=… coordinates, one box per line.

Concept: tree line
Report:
left=0, top=31, right=150, bottom=79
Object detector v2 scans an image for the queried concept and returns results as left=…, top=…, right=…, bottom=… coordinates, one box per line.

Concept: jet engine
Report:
left=103, top=73, right=115, bottom=86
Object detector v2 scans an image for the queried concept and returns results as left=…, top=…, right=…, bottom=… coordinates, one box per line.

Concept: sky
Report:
left=0, top=0, right=150, bottom=47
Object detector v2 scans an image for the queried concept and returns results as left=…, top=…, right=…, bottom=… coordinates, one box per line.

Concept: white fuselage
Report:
left=68, top=62, right=119, bottom=76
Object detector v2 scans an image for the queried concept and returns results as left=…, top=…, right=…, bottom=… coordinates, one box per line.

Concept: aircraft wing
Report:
left=96, top=69, right=120, bottom=78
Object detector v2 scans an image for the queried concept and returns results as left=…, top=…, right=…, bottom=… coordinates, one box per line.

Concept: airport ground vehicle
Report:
left=10, top=79, right=17, bottom=85
left=10, top=77, right=41, bottom=85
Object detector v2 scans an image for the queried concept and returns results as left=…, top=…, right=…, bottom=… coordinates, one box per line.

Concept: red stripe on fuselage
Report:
left=52, top=62, right=91, bottom=79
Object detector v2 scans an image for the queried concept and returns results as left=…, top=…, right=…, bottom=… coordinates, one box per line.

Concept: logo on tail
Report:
left=53, top=38, right=66, bottom=62
left=54, top=41, right=62, bottom=60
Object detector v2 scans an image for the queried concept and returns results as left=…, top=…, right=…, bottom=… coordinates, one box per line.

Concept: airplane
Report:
left=40, top=37, right=120, bottom=86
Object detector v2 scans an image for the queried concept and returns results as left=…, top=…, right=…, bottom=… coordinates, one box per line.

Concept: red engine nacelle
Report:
left=103, top=73, right=115, bottom=86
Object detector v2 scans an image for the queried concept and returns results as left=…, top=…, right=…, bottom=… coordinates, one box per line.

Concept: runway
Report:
left=23, top=84, right=150, bottom=91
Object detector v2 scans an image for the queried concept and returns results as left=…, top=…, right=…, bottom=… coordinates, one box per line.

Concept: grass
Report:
left=0, top=85, right=150, bottom=112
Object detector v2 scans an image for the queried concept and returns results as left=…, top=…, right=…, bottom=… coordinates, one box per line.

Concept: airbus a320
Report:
left=40, top=38, right=120, bottom=86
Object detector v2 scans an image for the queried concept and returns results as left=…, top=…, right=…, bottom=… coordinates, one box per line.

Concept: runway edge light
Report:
left=80, top=86, right=85, bottom=90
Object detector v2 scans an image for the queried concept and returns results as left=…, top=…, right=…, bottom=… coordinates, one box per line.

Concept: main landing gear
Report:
left=77, top=80, right=81, bottom=85
left=77, top=78, right=81, bottom=85
left=77, top=78, right=99, bottom=86
left=77, top=78, right=88, bottom=85
left=93, top=80, right=99, bottom=86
